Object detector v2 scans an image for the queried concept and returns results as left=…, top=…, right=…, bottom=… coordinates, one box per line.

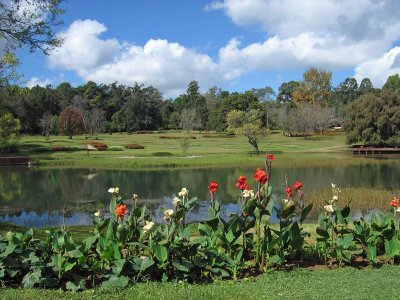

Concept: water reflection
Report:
left=0, top=161, right=399, bottom=227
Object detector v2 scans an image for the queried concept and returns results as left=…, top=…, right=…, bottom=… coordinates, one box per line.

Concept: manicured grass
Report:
left=14, top=131, right=390, bottom=170
left=1, top=266, right=399, bottom=299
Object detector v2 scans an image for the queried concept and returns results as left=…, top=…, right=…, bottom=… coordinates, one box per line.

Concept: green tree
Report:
left=226, top=109, right=267, bottom=153
left=58, top=107, right=84, bottom=139
left=382, top=74, right=400, bottom=91
left=0, top=112, right=21, bottom=152
left=344, top=90, right=400, bottom=146
left=330, top=77, right=360, bottom=105
left=358, top=78, right=374, bottom=95
left=277, top=81, right=299, bottom=103
left=0, top=0, right=65, bottom=85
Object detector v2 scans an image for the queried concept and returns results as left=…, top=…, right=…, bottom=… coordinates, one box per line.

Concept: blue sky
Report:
left=17, top=0, right=400, bottom=98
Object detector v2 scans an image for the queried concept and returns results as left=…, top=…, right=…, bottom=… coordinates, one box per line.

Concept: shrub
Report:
left=152, top=151, right=172, bottom=156
left=159, top=135, right=196, bottom=139
left=50, top=145, right=68, bottom=151
left=109, top=146, right=124, bottom=151
left=135, top=130, right=154, bottom=134
left=86, top=141, right=108, bottom=151
left=203, top=133, right=235, bottom=138
left=124, top=143, right=145, bottom=149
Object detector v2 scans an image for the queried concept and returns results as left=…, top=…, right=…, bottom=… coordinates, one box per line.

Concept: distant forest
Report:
left=1, top=68, right=400, bottom=146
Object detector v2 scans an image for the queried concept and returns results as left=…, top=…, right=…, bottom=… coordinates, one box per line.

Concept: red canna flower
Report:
left=208, top=180, right=219, bottom=194
left=115, top=204, right=127, bottom=220
left=293, top=181, right=303, bottom=190
left=254, top=168, right=268, bottom=185
left=267, top=154, right=275, bottom=161
left=391, top=197, right=399, bottom=207
left=236, top=175, right=248, bottom=190
left=285, top=187, right=293, bottom=197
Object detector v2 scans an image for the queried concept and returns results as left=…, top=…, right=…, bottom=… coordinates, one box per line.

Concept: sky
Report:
left=17, top=0, right=400, bottom=98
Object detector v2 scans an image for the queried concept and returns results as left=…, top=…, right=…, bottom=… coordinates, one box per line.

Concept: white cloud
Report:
left=49, top=19, right=221, bottom=97
left=211, top=0, right=400, bottom=86
left=48, top=0, right=400, bottom=95
left=26, top=76, right=53, bottom=88
left=354, top=47, right=400, bottom=87
left=49, top=19, right=120, bottom=75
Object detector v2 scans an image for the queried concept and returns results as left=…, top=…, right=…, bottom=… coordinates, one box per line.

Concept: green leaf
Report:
left=316, top=226, right=329, bottom=238
left=300, top=203, right=313, bottom=222
left=198, top=223, right=212, bottom=237
left=82, top=235, right=98, bottom=251
left=65, top=280, right=86, bottom=292
left=22, top=270, right=42, bottom=288
left=102, top=275, right=129, bottom=288
left=172, top=259, right=192, bottom=273
left=341, top=206, right=351, bottom=218
left=134, top=257, right=154, bottom=271
left=66, top=249, right=83, bottom=258
left=385, top=236, right=400, bottom=258
left=225, top=230, right=234, bottom=244
left=204, top=217, right=219, bottom=230
left=109, top=197, right=117, bottom=220
left=64, top=261, right=76, bottom=272
left=112, top=259, right=126, bottom=276
left=367, top=244, right=377, bottom=262
left=153, top=244, right=168, bottom=263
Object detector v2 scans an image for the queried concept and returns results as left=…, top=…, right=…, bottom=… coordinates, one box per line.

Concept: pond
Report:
left=1, top=158, right=400, bottom=227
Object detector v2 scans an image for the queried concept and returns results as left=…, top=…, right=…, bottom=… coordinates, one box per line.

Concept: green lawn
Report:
left=1, top=266, right=398, bottom=299
left=13, top=131, right=378, bottom=169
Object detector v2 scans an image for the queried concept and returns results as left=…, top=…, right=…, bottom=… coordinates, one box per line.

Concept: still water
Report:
left=1, top=160, right=399, bottom=227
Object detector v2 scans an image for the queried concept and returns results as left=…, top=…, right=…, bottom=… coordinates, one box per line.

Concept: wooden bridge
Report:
left=352, top=147, right=400, bottom=154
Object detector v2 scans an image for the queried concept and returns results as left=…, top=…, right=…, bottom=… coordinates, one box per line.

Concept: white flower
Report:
left=172, top=196, right=181, bottom=207
left=108, top=187, right=119, bottom=194
left=332, top=195, right=338, bottom=201
left=242, top=189, right=254, bottom=198
left=324, top=205, right=334, bottom=213
left=283, top=199, right=289, bottom=205
left=143, top=221, right=154, bottom=233
left=178, top=188, right=189, bottom=198
left=331, top=183, right=336, bottom=188
left=396, top=207, right=400, bottom=213
left=133, top=194, right=138, bottom=200
left=164, top=209, right=174, bottom=221
left=94, top=210, right=101, bottom=217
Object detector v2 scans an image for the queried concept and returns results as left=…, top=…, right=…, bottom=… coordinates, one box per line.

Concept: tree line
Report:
left=1, top=68, right=400, bottom=151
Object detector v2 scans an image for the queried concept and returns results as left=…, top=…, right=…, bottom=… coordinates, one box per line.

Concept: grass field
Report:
left=13, top=131, right=387, bottom=170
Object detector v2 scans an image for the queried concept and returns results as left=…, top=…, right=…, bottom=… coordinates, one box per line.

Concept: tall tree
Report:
left=382, top=74, right=400, bottom=91
left=277, top=81, right=300, bottom=104
left=358, top=78, right=374, bottom=95
left=293, top=67, right=332, bottom=106
left=0, top=112, right=21, bottom=152
left=330, top=77, right=359, bottom=105
left=58, top=107, right=84, bottom=139
left=344, top=90, right=400, bottom=146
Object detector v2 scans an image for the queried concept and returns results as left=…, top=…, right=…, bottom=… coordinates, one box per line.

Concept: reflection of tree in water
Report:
left=0, top=172, right=22, bottom=204
left=59, top=169, right=85, bottom=199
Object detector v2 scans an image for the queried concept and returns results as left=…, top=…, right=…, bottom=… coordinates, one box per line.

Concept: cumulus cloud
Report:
left=49, top=19, right=221, bottom=97
left=210, top=0, right=400, bottom=85
left=26, top=76, right=53, bottom=88
left=354, top=47, right=400, bottom=87
left=48, top=1, right=400, bottom=95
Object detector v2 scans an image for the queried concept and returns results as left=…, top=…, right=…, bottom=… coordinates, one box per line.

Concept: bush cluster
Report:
left=124, top=143, right=145, bottom=149
left=86, top=141, right=108, bottom=151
